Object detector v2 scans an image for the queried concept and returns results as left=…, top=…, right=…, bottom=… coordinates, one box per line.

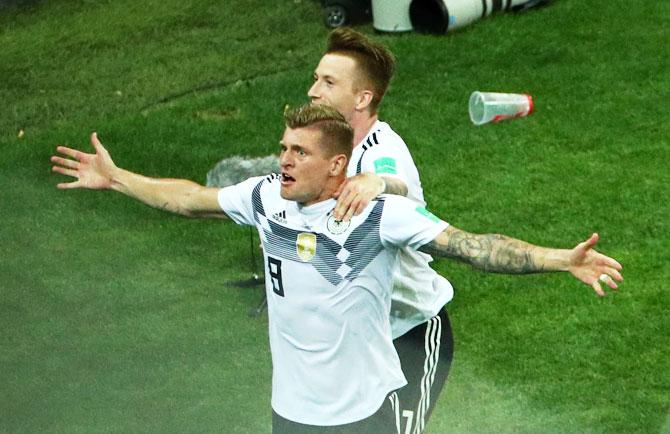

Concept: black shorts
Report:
left=393, top=309, right=454, bottom=434
left=272, top=391, right=400, bottom=434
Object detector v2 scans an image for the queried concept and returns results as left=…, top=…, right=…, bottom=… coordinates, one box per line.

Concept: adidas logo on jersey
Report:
left=272, top=210, right=287, bottom=224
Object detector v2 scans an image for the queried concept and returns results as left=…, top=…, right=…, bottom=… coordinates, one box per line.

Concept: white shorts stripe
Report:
left=388, top=391, right=401, bottom=434
left=414, top=314, right=442, bottom=434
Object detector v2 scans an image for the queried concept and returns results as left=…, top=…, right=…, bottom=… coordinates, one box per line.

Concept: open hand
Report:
left=568, top=233, right=624, bottom=296
left=51, top=132, right=117, bottom=190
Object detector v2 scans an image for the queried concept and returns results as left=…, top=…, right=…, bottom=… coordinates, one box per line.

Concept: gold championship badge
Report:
left=296, top=233, right=317, bottom=262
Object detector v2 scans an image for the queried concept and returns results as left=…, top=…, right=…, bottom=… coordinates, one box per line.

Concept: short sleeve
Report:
left=379, top=195, right=448, bottom=250
left=217, top=175, right=266, bottom=226
left=359, top=144, right=408, bottom=182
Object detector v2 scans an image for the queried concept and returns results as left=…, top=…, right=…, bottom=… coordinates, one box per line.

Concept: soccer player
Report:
left=309, top=27, right=454, bottom=432
left=52, top=103, right=622, bottom=433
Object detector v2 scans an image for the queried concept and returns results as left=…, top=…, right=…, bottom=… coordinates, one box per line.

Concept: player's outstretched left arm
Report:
left=420, top=227, right=623, bottom=296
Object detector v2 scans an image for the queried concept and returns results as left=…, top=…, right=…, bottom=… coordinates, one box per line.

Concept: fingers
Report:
left=334, top=174, right=383, bottom=220
left=598, top=272, right=622, bottom=290
left=591, top=251, right=623, bottom=276
left=52, top=165, right=78, bottom=178
left=50, top=155, right=79, bottom=170
left=51, top=153, right=81, bottom=181
left=333, top=191, right=351, bottom=221
left=54, top=133, right=102, bottom=163
left=602, top=255, right=623, bottom=271
left=592, top=248, right=624, bottom=288
left=91, top=132, right=103, bottom=152
left=55, top=145, right=85, bottom=160
left=591, top=272, right=615, bottom=296
left=580, top=232, right=599, bottom=251
left=336, top=195, right=360, bottom=222
left=334, top=180, right=356, bottom=220
left=591, top=280, right=606, bottom=297
left=604, top=266, right=624, bottom=283
left=341, top=197, right=363, bottom=222
left=334, top=192, right=367, bottom=222
left=52, top=143, right=86, bottom=185
left=56, top=180, right=81, bottom=190
left=589, top=267, right=623, bottom=296
left=598, top=273, right=619, bottom=289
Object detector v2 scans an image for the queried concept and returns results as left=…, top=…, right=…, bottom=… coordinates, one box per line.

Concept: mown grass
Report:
left=1, top=0, right=668, bottom=432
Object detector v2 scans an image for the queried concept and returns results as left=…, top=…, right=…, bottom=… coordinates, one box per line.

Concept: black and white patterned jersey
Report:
left=217, top=174, right=448, bottom=426
left=351, top=120, right=454, bottom=339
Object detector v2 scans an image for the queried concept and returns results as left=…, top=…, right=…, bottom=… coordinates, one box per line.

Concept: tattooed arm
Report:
left=420, top=226, right=624, bottom=296
left=52, top=133, right=227, bottom=219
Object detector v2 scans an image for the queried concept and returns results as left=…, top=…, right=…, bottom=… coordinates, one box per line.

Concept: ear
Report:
left=329, top=154, right=349, bottom=177
left=355, top=90, right=374, bottom=112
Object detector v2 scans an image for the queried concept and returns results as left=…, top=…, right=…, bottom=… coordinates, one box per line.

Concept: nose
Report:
left=279, top=149, right=292, bottom=167
left=308, top=81, right=319, bottom=100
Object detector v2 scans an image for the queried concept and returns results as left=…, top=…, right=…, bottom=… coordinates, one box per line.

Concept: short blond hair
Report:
left=284, top=103, right=353, bottom=160
left=326, top=27, right=396, bottom=113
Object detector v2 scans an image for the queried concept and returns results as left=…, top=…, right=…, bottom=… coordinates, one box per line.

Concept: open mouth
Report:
left=281, top=173, right=295, bottom=185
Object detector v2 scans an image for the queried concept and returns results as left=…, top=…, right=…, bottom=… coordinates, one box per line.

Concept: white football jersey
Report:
left=349, top=120, right=454, bottom=338
left=217, top=174, right=448, bottom=425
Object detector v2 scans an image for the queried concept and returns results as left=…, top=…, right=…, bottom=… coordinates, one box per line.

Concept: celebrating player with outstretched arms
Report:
left=52, top=103, right=622, bottom=434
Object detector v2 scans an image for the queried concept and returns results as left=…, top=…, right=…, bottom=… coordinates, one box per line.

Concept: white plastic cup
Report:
left=469, top=91, right=534, bottom=125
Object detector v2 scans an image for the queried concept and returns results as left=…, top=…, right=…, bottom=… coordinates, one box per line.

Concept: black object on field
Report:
left=321, top=0, right=372, bottom=28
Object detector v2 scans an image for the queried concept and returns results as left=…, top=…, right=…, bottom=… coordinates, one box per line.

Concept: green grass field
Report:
left=1, top=0, right=668, bottom=432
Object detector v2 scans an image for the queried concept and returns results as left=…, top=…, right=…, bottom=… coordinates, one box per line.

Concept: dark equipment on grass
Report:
left=321, top=0, right=372, bottom=28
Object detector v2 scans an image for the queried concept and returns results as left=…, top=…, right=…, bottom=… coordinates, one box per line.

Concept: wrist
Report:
left=543, top=248, right=572, bottom=272
left=109, top=167, right=131, bottom=193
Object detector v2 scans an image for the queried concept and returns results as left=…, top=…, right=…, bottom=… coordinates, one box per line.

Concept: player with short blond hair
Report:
left=310, top=28, right=454, bottom=432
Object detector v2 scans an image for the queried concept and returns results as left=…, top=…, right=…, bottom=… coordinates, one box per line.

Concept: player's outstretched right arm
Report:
left=51, top=132, right=226, bottom=219
left=420, top=226, right=623, bottom=296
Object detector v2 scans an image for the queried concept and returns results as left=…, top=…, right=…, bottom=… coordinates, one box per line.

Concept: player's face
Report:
left=279, top=126, right=334, bottom=206
left=308, top=54, right=361, bottom=123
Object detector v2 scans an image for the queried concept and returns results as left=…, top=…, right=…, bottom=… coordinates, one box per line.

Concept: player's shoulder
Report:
left=376, top=193, right=417, bottom=207
left=375, top=193, right=429, bottom=217
left=264, top=173, right=281, bottom=184
left=360, top=121, right=408, bottom=154
left=242, top=173, right=282, bottom=201
left=251, top=173, right=290, bottom=214
left=364, top=194, right=409, bottom=218
left=375, top=194, right=445, bottom=229
left=375, top=121, right=406, bottom=144
left=254, top=173, right=281, bottom=188
left=233, top=173, right=280, bottom=187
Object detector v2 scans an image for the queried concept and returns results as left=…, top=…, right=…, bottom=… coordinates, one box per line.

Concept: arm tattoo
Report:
left=421, top=231, right=545, bottom=274
left=381, top=177, right=408, bottom=197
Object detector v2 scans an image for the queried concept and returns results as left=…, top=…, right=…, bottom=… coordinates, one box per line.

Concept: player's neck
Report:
left=350, top=112, right=378, bottom=148
left=300, top=175, right=346, bottom=207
